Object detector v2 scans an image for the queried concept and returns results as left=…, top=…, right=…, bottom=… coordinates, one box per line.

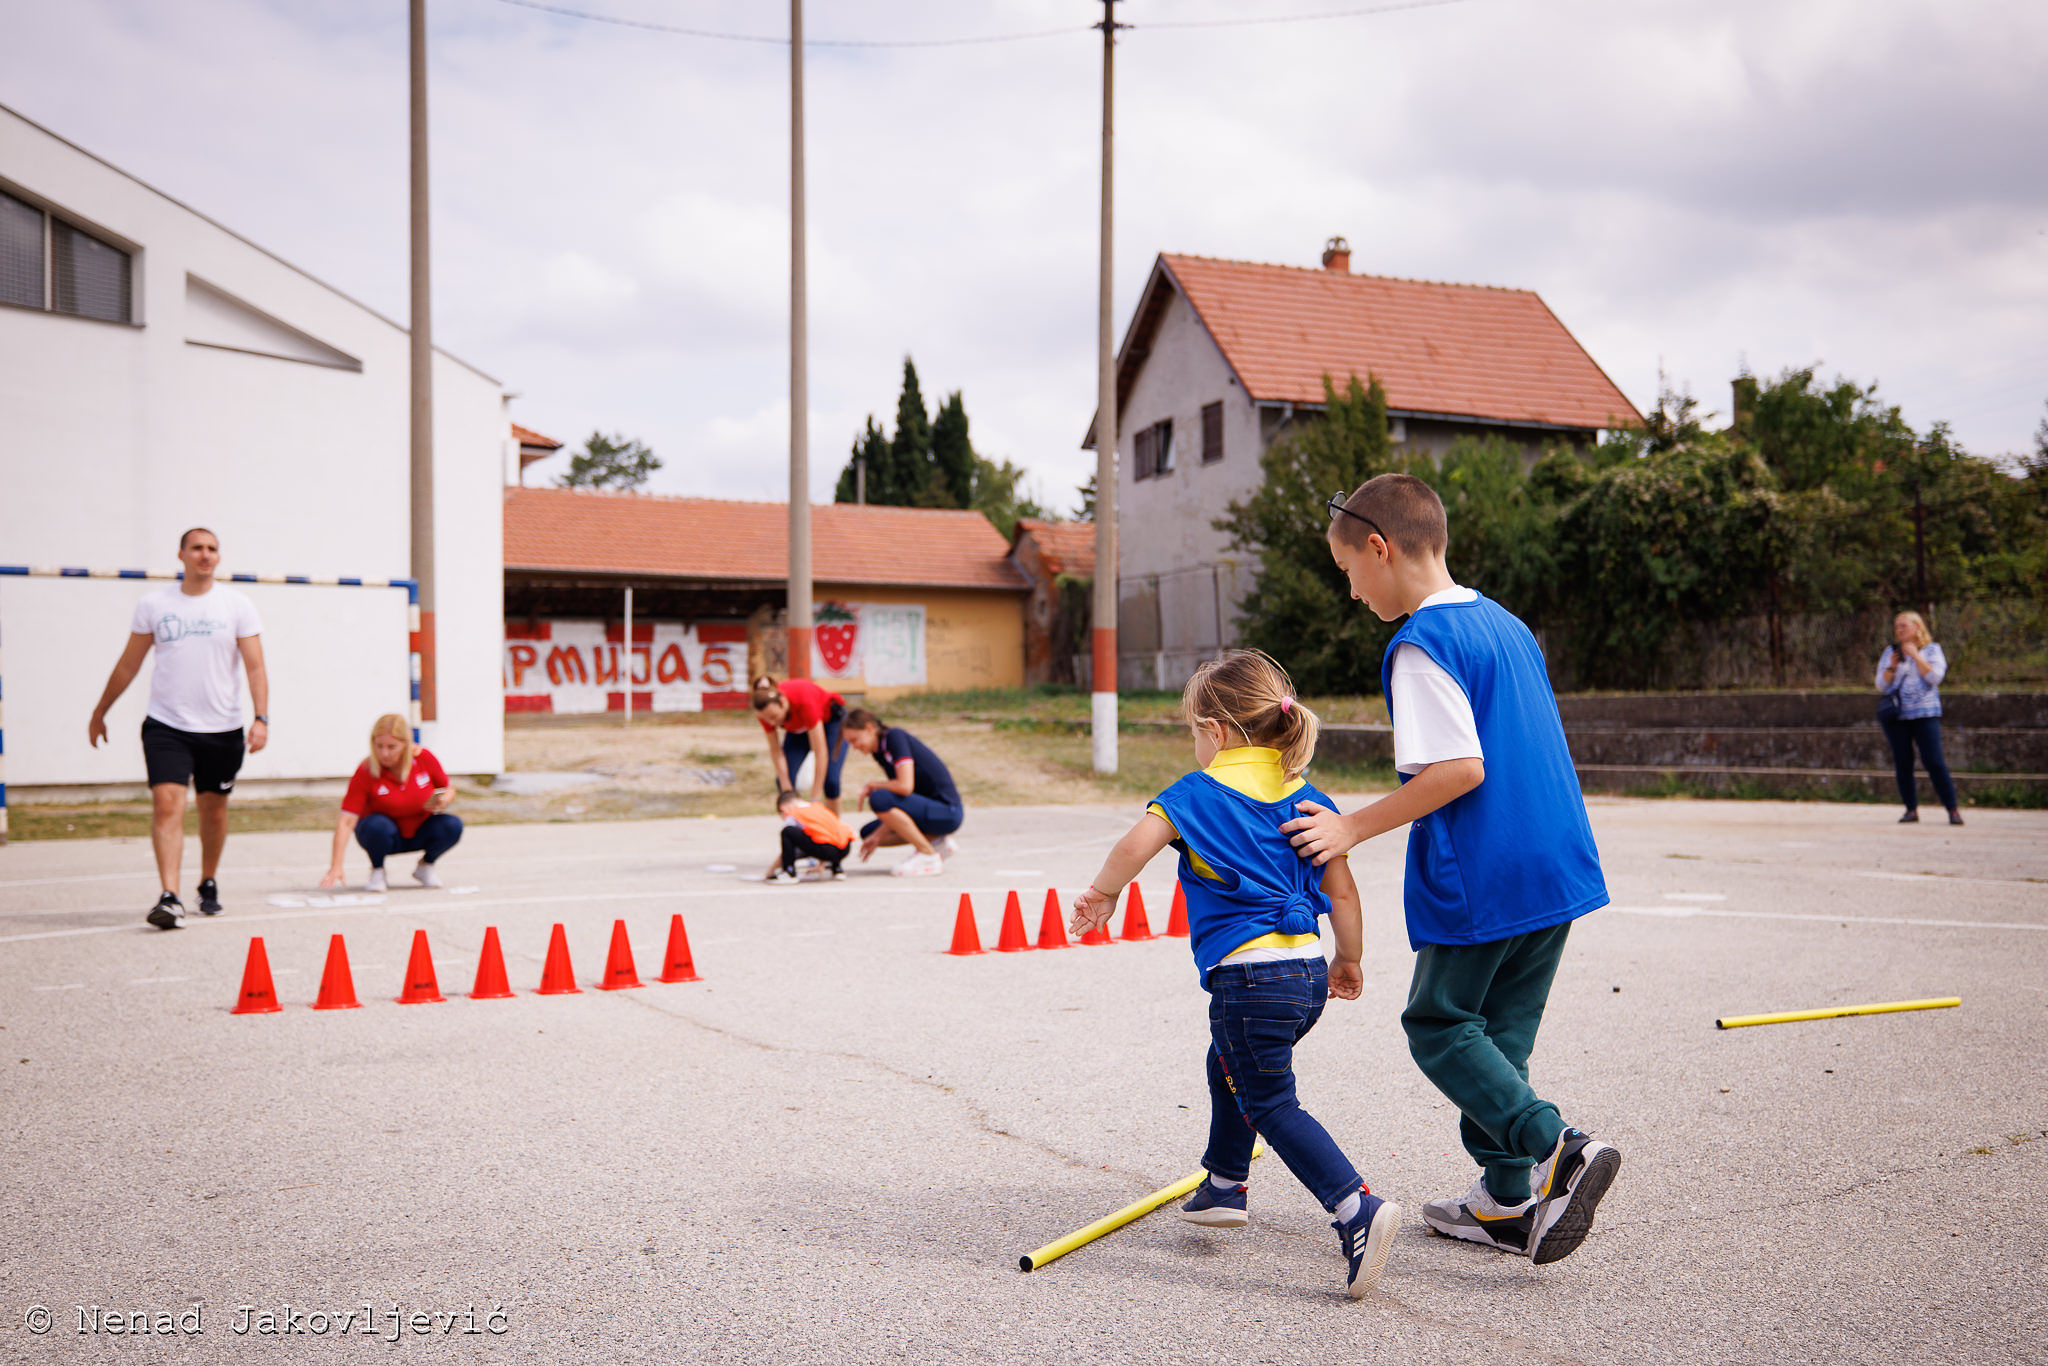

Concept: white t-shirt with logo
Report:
left=1390, top=586, right=1485, bottom=775
left=130, top=585, right=263, bottom=733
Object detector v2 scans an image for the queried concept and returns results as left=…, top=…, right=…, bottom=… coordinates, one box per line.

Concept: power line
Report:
left=485, top=0, right=1477, bottom=47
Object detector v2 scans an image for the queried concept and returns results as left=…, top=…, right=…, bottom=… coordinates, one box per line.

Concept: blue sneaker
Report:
left=1332, top=1190, right=1401, bottom=1298
left=1180, top=1179, right=1248, bottom=1228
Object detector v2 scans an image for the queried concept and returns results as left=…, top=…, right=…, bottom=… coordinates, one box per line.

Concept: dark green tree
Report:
left=833, top=417, right=892, bottom=504
left=556, top=431, right=661, bottom=491
left=1214, top=375, right=1402, bottom=694
left=889, top=360, right=933, bottom=505
left=930, top=392, right=976, bottom=509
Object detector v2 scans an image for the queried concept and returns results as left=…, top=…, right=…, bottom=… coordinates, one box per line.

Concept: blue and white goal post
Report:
left=0, top=565, right=421, bottom=846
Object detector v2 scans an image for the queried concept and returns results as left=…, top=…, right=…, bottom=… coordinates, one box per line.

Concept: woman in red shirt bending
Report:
left=320, top=713, right=462, bottom=892
left=752, top=675, right=849, bottom=814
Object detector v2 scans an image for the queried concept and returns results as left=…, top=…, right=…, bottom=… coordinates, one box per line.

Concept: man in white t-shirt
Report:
left=88, top=528, right=270, bottom=929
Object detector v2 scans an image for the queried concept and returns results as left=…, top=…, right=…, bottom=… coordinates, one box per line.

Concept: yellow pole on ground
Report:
left=1019, top=1142, right=1265, bottom=1272
left=1715, top=997, right=1960, bottom=1030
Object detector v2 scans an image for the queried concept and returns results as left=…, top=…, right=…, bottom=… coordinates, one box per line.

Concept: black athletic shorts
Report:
left=141, top=717, right=246, bottom=795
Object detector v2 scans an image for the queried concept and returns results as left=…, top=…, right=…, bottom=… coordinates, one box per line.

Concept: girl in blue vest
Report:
left=1071, top=650, right=1400, bottom=1299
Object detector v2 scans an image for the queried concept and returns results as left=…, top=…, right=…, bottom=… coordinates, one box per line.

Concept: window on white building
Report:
left=1134, top=418, right=1173, bottom=480
left=1201, top=401, right=1224, bottom=463
left=0, top=187, right=134, bottom=324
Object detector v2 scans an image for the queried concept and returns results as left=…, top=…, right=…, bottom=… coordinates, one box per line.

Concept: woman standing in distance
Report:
left=752, top=675, right=850, bottom=815
left=1876, top=610, right=1962, bottom=825
left=320, top=713, right=463, bottom=890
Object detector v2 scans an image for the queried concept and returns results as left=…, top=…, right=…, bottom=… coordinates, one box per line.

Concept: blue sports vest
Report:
left=1380, top=593, right=1607, bottom=949
left=1151, top=772, right=1336, bottom=986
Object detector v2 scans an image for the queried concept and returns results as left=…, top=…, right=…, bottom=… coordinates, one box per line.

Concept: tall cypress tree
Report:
left=834, top=416, right=893, bottom=504
left=890, top=360, right=932, bottom=504
left=930, top=391, right=975, bottom=509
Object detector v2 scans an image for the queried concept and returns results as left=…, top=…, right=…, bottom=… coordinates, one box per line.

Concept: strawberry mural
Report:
left=815, top=601, right=861, bottom=675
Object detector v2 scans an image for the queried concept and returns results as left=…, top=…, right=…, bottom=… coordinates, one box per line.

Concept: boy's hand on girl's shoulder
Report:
left=1069, top=886, right=1115, bottom=938
left=1280, top=800, right=1355, bottom=865
left=1328, top=959, right=1363, bottom=1000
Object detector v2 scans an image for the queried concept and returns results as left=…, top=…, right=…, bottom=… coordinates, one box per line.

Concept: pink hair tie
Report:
left=1279, top=695, right=1294, bottom=714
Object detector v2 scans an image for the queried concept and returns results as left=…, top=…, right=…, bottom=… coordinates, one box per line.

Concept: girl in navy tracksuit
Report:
left=1070, top=649, right=1400, bottom=1300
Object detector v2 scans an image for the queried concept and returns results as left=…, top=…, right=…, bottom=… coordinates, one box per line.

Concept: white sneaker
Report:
left=365, top=868, right=388, bottom=893
left=936, top=835, right=961, bottom=859
left=890, top=851, right=945, bottom=878
left=1420, top=1176, right=1537, bottom=1254
left=766, top=868, right=800, bottom=884
left=413, top=860, right=441, bottom=889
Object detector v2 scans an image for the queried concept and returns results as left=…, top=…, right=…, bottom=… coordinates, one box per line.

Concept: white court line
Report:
left=1608, top=905, right=2047, bottom=932
left=0, top=847, right=742, bottom=891
left=786, top=931, right=835, bottom=939
left=32, top=983, right=85, bottom=991
left=1856, top=870, right=2046, bottom=890
left=1663, top=893, right=1728, bottom=902
left=128, top=976, right=192, bottom=984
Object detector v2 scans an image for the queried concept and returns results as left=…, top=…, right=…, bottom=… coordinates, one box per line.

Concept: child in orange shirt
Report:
left=767, top=789, right=854, bottom=883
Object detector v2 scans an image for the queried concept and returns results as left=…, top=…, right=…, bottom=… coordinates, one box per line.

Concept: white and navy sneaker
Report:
left=1420, top=1177, right=1537, bottom=1254
left=766, top=868, right=800, bottom=885
left=1333, top=1189, right=1401, bottom=1298
left=196, top=878, right=223, bottom=915
left=1528, top=1128, right=1621, bottom=1265
left=1179, top=1180, right=1249, bottom=1228
left=146, top=892, right=186, bottom=930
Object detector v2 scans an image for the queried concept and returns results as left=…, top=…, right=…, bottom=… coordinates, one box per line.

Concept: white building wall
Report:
left=0, top=105, right=505, bottom=782
left=1113, top=286, right=1263, bottom=688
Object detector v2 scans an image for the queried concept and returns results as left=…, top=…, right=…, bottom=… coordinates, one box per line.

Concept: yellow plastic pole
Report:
left=1019, top=1143, right=1265, bottom=1272
left=1715, top=997, right=1960, bottom=1030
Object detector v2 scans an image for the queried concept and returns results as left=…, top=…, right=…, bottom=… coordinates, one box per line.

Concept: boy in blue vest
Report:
left=1282, top=473, right=1621, bottom=1266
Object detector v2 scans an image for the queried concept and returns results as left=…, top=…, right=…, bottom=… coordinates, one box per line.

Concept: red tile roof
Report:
left=503, top=487, right=1028, bottom=591
left=511, top=423, right=563, bottom=450
left=1115, top=254, right=1638, bottom=433
left=1010, top=518, right=1097, bottom=579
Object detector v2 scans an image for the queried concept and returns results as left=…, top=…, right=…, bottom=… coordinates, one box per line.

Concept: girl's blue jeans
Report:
left=1202, top=957, right=1362, bottom=1212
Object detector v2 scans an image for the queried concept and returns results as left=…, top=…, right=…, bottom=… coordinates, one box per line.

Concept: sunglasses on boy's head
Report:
left=1326, top=492, right=1384, bottom=541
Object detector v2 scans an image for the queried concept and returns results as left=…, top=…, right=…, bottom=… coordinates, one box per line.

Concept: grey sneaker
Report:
left=412, top=860, right=441, bottom=889
left=365, top=867, right=388, bottom=893
left=1528, top=1128, right=1621, bottom=1265
left=1420, top=1177, right=1536, bottom=1254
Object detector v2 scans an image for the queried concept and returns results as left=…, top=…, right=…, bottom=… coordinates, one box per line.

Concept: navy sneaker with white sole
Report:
left=1529, top=1128, right=1621, bottom=1265
left=1179, top=1180, right=1248, bottom=1228
left=1332, top=1190, right=1401, bottom=1298
left=146, top=892, right=186, bottom=930
left=196, top=878, right=223, bottom=915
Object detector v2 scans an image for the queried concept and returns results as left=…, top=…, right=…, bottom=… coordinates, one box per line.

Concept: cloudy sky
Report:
left=4, top=0, right=2043, bottom=504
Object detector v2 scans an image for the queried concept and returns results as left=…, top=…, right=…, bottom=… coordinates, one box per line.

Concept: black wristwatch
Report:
left=253, top=714, right=269, bottom=723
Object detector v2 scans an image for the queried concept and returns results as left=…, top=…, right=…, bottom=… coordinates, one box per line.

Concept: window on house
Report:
left=1201, top=401, right=1224, bottom=463
left=0, top=187, right=133, bottom=323
left=1133, top=418, right=1174, bottom=480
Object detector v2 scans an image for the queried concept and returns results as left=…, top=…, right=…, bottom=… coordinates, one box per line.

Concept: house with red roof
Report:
left=1084, top=238, right=1640, bottom=688
left=501, top=486, right=1026, bottom=712
left=1007, top=518, right=1098, bottom=685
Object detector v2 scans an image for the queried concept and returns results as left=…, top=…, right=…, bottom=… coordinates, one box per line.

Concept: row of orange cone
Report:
left=947, top=882, right=1189, bottom=956
left=230, top=914, right=703, bottom=1014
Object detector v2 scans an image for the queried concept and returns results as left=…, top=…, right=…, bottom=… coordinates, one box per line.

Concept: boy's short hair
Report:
left=774, top=788, right=801, bottom=809
left=1332, top=473, right=1448, bottom=555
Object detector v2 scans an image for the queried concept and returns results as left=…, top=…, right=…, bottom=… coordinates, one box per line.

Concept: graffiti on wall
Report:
left=504, top=620, right=750, bottom=714
left=808, top=602, right=927, bottom=686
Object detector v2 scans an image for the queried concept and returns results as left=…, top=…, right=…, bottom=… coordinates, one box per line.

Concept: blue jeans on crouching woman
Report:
left=1203, top=956, right=1362, bottom=1211
left=354, top=813, right=464, bottom=868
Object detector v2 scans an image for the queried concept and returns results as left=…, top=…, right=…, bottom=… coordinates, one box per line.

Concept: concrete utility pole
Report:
left=408, top=0, right=437, bottom=721
left=786, top=0, right=813, bottom=680
left=1091, top=0, right=1123, bottom=773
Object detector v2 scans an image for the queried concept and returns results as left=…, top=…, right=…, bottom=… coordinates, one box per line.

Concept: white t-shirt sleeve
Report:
left=130, top=595, right=156, bottom=636
left=1389, top=643, right=1483, bottom=775
left=235, top=591, right=263, bottom=638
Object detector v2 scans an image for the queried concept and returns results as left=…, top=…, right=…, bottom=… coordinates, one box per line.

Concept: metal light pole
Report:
left=786, top=0, right=813, bottom=680
left=1091, top=0, right=1122, bottom=773
left=408, top=0, right=437, bottom=721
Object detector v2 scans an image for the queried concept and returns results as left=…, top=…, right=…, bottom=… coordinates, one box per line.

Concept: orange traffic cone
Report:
left=229, top=936, right=283, bottom=1015
left=471, top=926, right=514, bottom=999
left=1120, top=883, right=1156, bottom=941
left=1165, top=882, right=1191, bottom=938
left=311, top=934, right=362, bottom=1010
left=537, top=922, right=581, bottom=995
left=995, top=891, right=1032, bottom=952
left=947, top=893, right=985, bottom=956
left=597, top=919, right=644, bottom=990
left=1036, top=889, right=1071, bottom=950
left=396, top=929, right=445, bottom=1004
left=658, top=913, right=701, bottom=984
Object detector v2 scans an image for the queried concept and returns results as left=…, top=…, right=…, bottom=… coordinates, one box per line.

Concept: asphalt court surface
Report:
left=2, top=797, right=2044, bottom=1364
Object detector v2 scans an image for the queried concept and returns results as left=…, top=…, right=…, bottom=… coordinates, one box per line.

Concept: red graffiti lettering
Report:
left=546, top=646, right=589, bottom=686
left=630, top=644, right=652, bottom=686
left=656, top=643, right=690, bottom=684
left=701, top=643, right=735, bottom=690
left=594, top=644, right=622, bottom=686
left=508, top=643, right=538, bottom=688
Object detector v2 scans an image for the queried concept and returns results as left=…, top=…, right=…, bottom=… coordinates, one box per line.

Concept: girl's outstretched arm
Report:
left=1320, top=856, right=1365, bottom=1000
left=1071, top=813, right=1176, bottom=936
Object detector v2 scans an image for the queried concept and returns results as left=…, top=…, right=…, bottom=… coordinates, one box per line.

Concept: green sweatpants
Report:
left=1401, top=923, right=1572, bottom=1203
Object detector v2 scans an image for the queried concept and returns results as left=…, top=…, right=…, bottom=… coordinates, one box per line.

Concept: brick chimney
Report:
left=1321, top=236, right=1351, bottom=273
